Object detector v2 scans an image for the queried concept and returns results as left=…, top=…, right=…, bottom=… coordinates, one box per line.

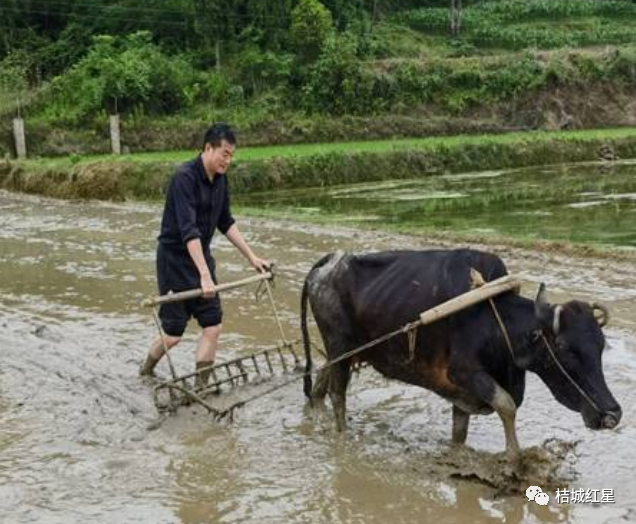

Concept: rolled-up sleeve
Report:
left=218, top=183, right=235, bottom=235
left=172, top=173, right=201, bottom=243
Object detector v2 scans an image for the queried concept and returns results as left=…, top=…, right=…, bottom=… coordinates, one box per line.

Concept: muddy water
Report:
left=1, top=189, right=635, bottom=524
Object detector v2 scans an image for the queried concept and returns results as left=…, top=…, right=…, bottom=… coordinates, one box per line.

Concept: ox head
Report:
left=532, top=284, right=621, bottom=431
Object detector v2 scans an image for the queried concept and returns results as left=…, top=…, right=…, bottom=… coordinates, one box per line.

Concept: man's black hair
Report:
left=203, top=123, right=236, bottom=149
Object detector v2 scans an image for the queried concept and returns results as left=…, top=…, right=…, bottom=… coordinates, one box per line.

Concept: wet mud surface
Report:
left=1, top=190, right=635, bottom=523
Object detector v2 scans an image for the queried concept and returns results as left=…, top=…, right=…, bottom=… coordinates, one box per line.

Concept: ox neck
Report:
left=496, top=295, right=543, bottom=371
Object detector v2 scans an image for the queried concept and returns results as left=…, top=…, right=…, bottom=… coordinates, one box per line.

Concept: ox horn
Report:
left=552, top=305, right=562, bottom=336
left=535, top=284, right=562, bottom=335
left=535, top=283, right=548, bottom=304
left=591, top=302, right=609, bottom=327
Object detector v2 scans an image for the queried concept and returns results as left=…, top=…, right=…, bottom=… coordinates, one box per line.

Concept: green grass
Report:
left=19, top=127, right=636, bottom=171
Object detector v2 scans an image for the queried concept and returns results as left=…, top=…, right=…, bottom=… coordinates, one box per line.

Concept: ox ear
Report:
left=535, top=284, right=561, bottom=335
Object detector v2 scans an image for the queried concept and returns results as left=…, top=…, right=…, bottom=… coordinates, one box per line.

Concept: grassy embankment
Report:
left=2, top=127, right=636, bottom=201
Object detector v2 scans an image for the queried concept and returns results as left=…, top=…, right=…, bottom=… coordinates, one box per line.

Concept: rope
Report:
left=470, top=268, right=515, bottom=361
left=488, top=298, right=516, bottom=361
left=151, top=306, right=178, bottom=381
left=540, top=333, right=601, bottom=414
left=151, top=306, right=179, bottom=409
left=264, top=279, right=290, bottom=345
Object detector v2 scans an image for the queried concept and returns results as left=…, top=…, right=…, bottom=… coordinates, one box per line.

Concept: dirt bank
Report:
left=2, top=130, right=636, bottom=201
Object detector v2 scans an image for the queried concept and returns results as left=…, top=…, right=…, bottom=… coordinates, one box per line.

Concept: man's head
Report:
left=201, top=123, right=236, bottom=177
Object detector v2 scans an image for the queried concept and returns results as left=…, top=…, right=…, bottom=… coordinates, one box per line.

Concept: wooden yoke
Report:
left=419, top=273, right=521, bottom=326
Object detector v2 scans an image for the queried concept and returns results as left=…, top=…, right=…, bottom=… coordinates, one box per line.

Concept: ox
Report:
left=301, top=249, right=621, bottom=460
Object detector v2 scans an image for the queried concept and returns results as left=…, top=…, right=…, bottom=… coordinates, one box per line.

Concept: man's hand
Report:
left=200, top=272, right=216, bottom=298
left=249, top=256, right=270, bottom=274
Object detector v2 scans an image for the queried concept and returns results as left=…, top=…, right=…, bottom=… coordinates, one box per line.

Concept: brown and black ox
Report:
left=301, top=249, right=622, bottom=460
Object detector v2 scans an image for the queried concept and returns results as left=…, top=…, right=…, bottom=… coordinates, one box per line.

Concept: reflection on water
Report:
left=0, top=189, right=635, bottom=523
left=240, top=160, right=636, bottom=247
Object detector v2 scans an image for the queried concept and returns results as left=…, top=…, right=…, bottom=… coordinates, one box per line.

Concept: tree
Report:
left=291, top=0, right=335, bottom=63
left=0, top=53, right=29, bottom=116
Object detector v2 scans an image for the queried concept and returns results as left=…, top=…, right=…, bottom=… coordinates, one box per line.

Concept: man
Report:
left=140, top=123, right=269, bottom=387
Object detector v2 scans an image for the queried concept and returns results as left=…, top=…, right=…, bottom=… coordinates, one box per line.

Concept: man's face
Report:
left=202, top=139, right=235, bottom=176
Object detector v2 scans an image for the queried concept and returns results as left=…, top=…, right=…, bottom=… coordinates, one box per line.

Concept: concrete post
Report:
left=109, top=114, right=121, bottom=155
left=12, top=117, right=26, bottom=159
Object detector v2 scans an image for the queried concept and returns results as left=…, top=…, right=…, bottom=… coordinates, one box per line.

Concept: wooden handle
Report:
left=419, top=275, right=521, bottom=325
left=141, top=271, right=273, bottom=307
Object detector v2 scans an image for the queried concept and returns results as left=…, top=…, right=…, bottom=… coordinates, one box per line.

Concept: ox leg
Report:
left=451, top=370, right=520, bottom=461
left=329, top=362, right=351, bottom=432
left=452, top=405, right=470, bottom=445
left=312, top=367, right=330, bottom=402
left=490, top=383, right=521, bottom=461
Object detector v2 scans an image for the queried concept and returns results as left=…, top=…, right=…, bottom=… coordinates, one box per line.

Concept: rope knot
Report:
left=470, top=268, right=486, bottom=289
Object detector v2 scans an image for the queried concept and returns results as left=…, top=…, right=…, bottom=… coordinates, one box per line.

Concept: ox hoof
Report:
left=504, top=450, right=523, bottom=470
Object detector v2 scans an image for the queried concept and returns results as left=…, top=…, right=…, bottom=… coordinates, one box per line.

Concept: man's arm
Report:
left=225, top=224, right=269, bottom=273
left=186, top=238, right=216, bottom=297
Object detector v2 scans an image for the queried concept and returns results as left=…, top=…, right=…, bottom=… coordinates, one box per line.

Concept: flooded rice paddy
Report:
left=1, top=172, right=636, bottom=524
left=241, top=160, right=636, bottom=248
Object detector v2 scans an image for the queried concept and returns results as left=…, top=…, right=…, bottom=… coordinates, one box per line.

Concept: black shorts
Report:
left=156, top=244, right=223, bottom=336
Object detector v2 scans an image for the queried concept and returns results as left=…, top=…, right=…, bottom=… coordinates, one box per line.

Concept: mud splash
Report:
left=428, top=439, right=578, bottom=496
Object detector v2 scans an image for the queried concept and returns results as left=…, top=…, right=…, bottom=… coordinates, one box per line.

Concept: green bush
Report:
left=291, top=0, right=334, bottom=63
left=606, top=47, right=636, bottom=83
left=0, top=52, right=29, bottom=116
left=301, top=34, right=385, bottom=115
left=35, top=31, right=197, bottom=124
left=233, top=46, right=293, bottom=97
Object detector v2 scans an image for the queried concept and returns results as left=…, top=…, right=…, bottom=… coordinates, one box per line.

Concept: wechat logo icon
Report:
left=526, top=486, right=550, bottom=506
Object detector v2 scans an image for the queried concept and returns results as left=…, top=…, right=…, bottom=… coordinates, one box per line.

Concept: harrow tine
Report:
left=276, top=346, right=288, bottom=372
left=264, top=350, right=274, bottom=374
left=211, top=368, right=221, bottom=394
left=286, top=343, right=300, bottom=365
left=236, top=361, right=249, bottom=383
left=251, top=354, right=261, bottom=375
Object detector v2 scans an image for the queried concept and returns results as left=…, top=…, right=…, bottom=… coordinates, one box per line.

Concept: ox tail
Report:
left=301, top=275, right=313, bottom=400
left=302, top=253, right=335, bottom=401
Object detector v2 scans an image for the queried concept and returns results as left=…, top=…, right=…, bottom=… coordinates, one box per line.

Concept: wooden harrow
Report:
left=142, top=269, right=304, bottom=418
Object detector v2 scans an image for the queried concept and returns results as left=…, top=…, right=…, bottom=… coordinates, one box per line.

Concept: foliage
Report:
left=301, top=33, right=385, bottom=115
left=290, top=0, right=335, bottom=63
left=0, top=52, right=30, bottom=116
left=2, top=0, right=636, bottom=129
left=36, top=32, right=197, bottom=123
left=233, top=46, right=293, bottom=97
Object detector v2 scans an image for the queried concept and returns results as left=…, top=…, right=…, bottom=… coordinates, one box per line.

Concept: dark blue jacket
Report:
left=158, top=155, right=235, bottom=254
